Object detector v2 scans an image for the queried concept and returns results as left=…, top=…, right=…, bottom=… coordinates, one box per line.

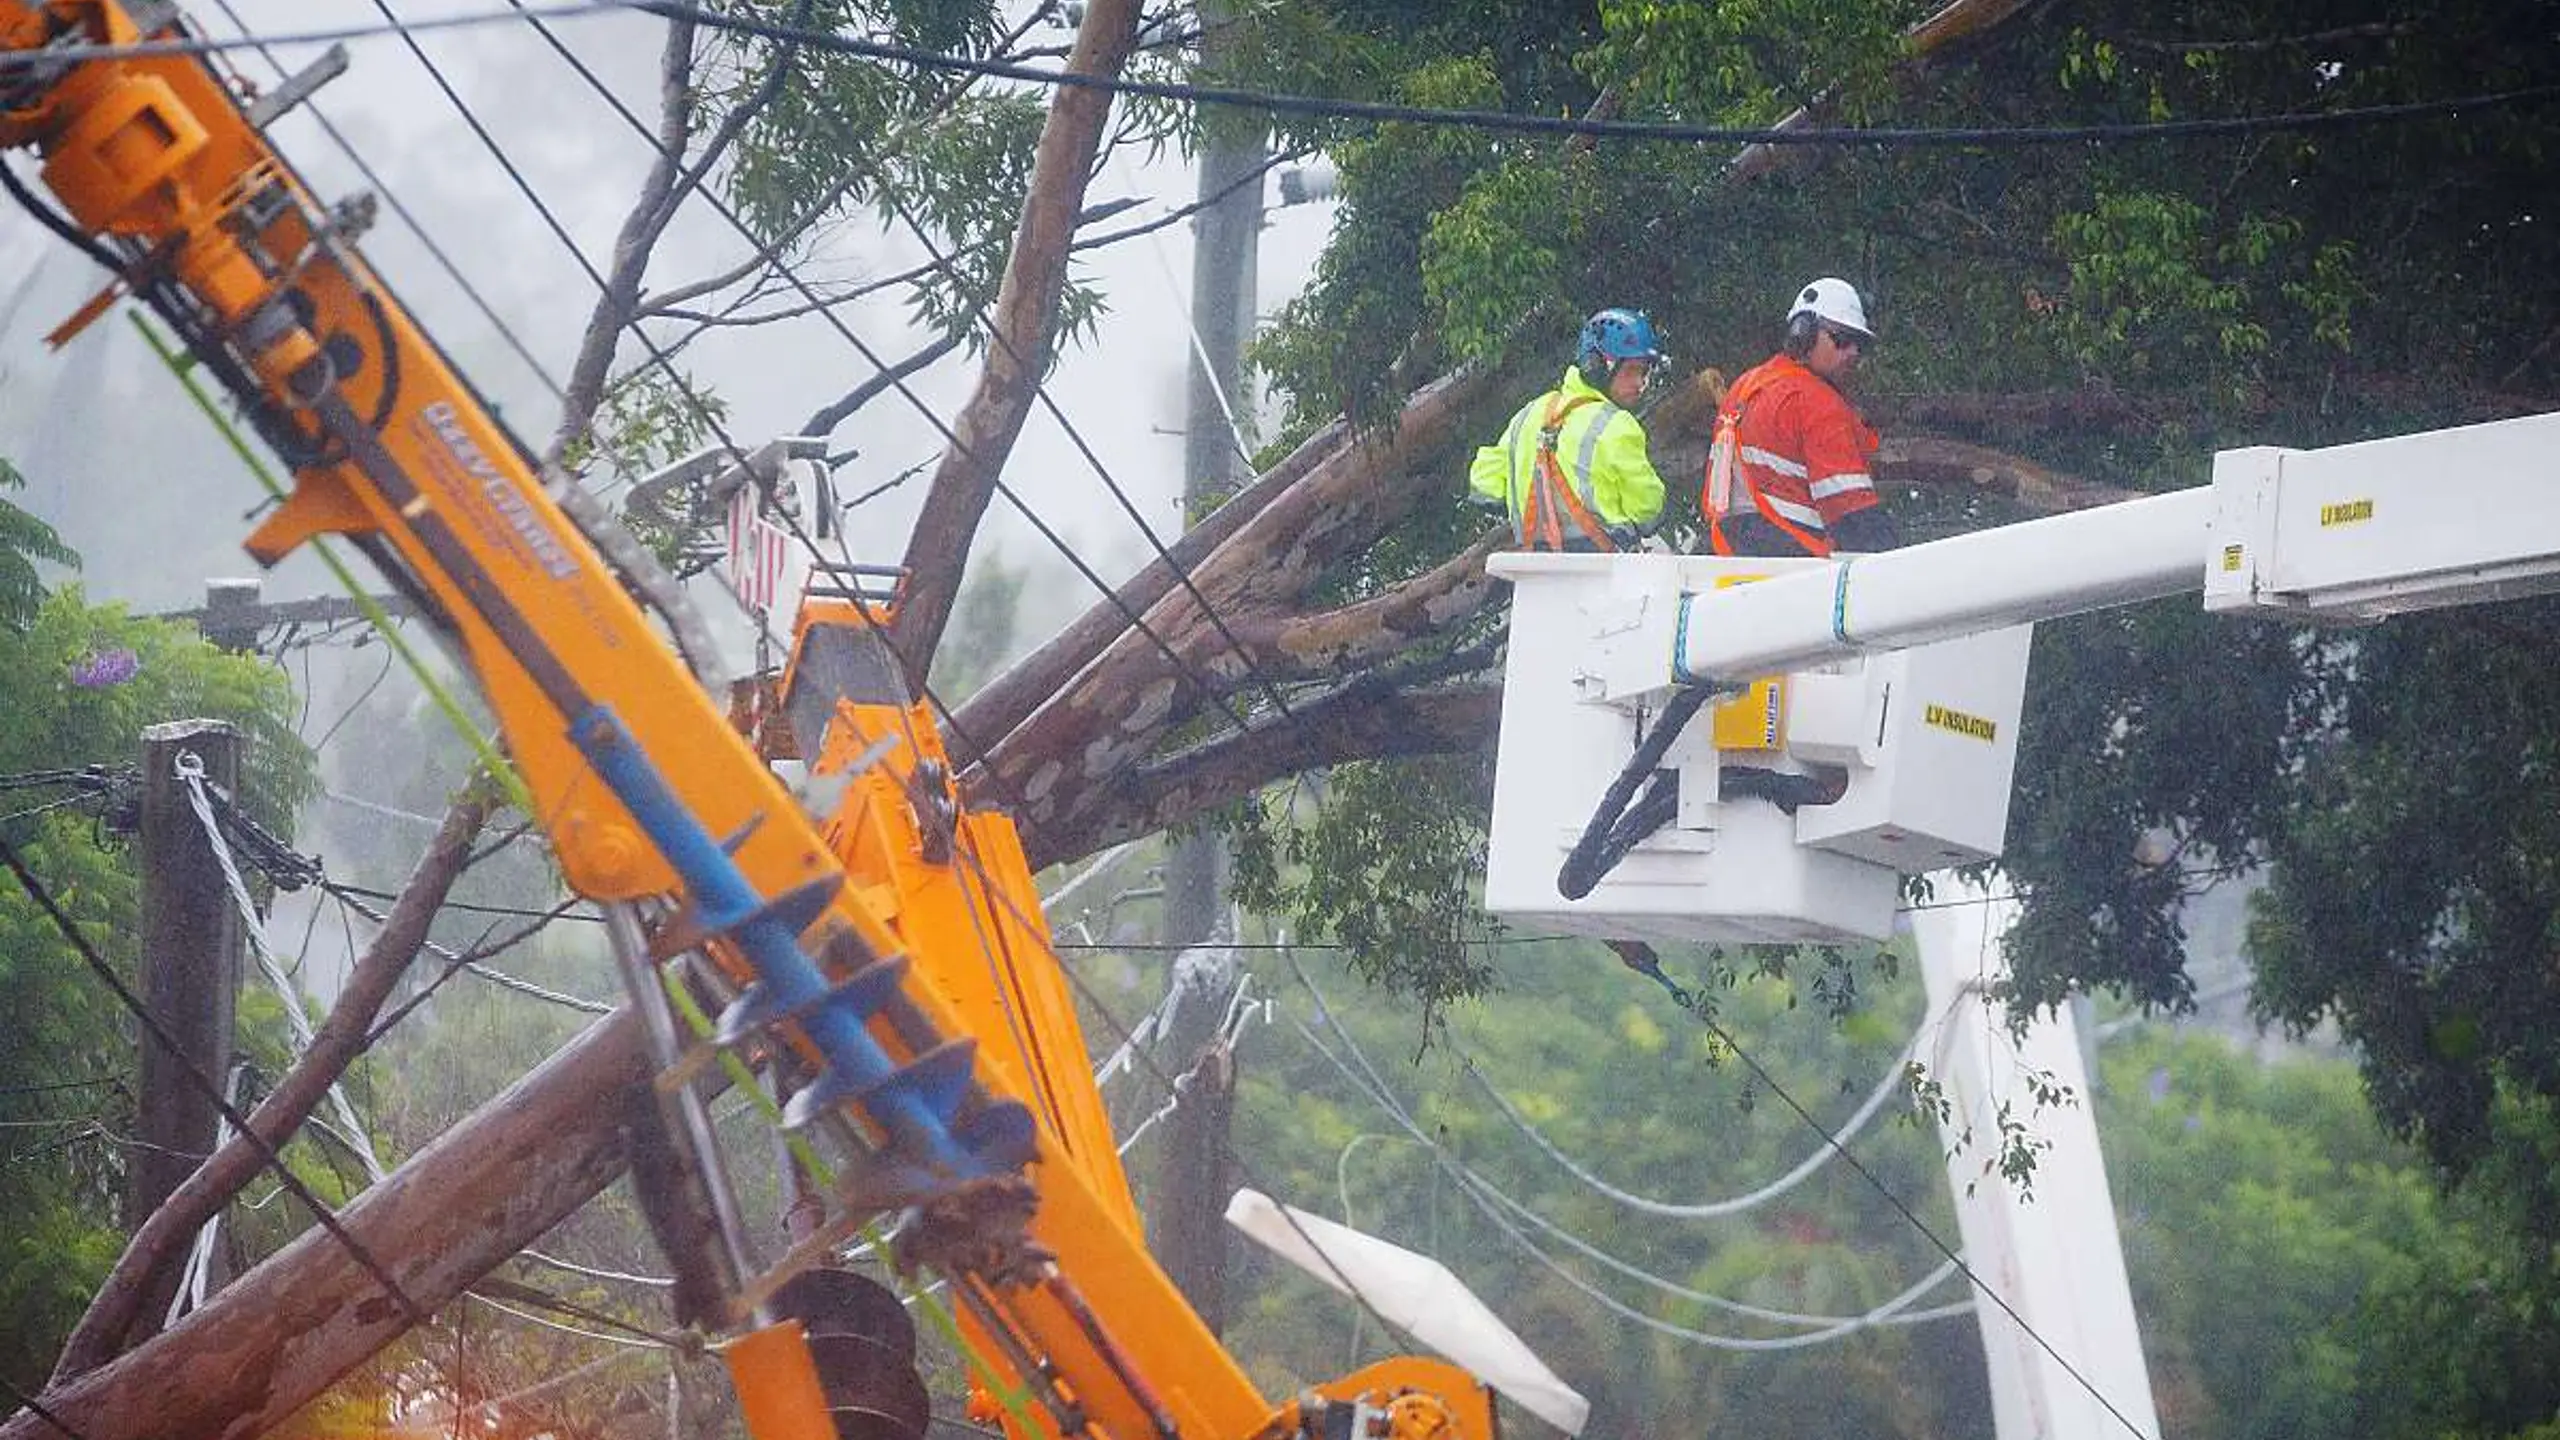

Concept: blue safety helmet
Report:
left=1577, top=308, right=1664, bottom=369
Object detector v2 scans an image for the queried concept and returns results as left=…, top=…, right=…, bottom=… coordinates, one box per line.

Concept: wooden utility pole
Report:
left=127, top=719, right=244, bottom=1338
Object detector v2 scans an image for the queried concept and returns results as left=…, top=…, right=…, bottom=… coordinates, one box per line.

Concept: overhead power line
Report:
left=499, top=1, right=1293, bottom=750
left=1608, top=943, right=2157, bottom=1438
left=0, top=832, right=429, bottom=1333
left=634, top=3, right=2560, bottom=149
left=0, top=0, right=644, bottom=70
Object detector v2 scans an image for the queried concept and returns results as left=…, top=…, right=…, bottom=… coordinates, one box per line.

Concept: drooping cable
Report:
left=1608, top=940, right=2156, bottom=1437
left=1452, top=1009, right=1931, bottom=1220
left=1286, top=956, right=1972, bottom=1346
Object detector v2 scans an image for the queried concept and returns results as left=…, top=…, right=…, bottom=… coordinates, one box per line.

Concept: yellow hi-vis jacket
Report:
left=1469, top=366, right=1667, bottom=550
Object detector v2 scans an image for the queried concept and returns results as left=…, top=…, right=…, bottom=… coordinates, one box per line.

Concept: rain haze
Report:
left=0, top=0, right=1335, bottom=982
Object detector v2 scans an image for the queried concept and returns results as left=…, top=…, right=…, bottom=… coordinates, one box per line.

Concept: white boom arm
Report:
left=1670, top=409, right=2560, bottom=685
left=1483, top=409, right=2560, bottom=947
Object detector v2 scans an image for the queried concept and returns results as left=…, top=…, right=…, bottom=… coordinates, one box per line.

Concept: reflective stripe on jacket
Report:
left=1702, top=355, right=1880, bottom=557
left=1469, top=366, right=1667, bottom=548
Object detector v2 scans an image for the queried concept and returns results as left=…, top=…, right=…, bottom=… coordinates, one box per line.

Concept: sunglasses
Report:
left=1823, top=327, right=1869, bottom=351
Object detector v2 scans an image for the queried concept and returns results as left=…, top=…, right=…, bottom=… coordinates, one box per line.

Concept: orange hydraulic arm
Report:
left=0, top=5, right=1501, bottom=1437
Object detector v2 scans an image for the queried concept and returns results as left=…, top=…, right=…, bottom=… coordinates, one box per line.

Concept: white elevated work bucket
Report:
left=1483, top=553, right=2033, bottom=944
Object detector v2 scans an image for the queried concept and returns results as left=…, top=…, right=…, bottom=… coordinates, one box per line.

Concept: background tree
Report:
left=0, top=584, right=314, bottom=1385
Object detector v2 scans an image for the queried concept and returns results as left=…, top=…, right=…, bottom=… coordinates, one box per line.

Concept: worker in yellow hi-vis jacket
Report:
left=1469, top=308, right=1669, bottom=551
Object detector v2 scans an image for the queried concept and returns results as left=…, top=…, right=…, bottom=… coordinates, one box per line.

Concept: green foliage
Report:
left=563, top=366, right=731, bottom=489
left=1421, top=158, right=1596, bottom=367
left=2099, top=1031, right=2560, bottom=1438
left=0, top=587, right=315, bottom=1380
left=1590, top=0, right=1924, bottom=124
left=1227, top=755, right=1500, bottom=1034
left=1257, top=54, right=1514, bottom=423
left=0, top=457, right=76, bottom=631
left=716, top=0, right=1107, bottom=361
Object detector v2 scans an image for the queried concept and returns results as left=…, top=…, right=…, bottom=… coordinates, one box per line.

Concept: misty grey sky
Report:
left=0, top=0, right=1337, bottom=977
left=0, top=0, right=1336, bottom=631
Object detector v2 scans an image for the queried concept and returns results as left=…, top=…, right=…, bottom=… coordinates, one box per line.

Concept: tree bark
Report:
left=951, top=411, right=1348, bottom=763
left=1027, top=684, right=1503, bottom=868
left=1242, top=529, right=1508, bottom=680
left=4, top=1010, right=650, bottom=1440
left=52, top=796, right=492, bottom=1381
left=890, top=0, right=1145, bottom=683
left=965, top=369, right=1492, bottom=839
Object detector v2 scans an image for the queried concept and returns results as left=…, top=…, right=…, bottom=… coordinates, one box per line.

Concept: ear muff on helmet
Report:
left=1783, top=311, right=1822, bottom=358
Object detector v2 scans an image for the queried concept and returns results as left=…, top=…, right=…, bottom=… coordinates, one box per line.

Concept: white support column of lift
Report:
left=1912, top=884, right=2161, bottom=1440
left=1482, top=410, right=2560, bottom=1440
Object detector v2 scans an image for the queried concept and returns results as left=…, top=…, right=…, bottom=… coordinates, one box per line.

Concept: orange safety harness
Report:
left=1703, top=361, right=1830, bottom=558
left=1518, top=391, right=1619, bottom=552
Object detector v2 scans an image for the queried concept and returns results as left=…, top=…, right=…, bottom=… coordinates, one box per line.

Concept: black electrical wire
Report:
left=0, top=1371, right=89, bottom=1440
left=0, top=832, right=429, bottom=1331
left=636, top=2, right=2560, bottom=150
left=1557, top=686, right=1713, bottom=899
left=1607, top=939, right=2156, bottom=1440
left=499, top=1, right=1281, bottom=748
left=0, top=157, right=123, bottom=273
left=0, top=1, right=642, bottom=72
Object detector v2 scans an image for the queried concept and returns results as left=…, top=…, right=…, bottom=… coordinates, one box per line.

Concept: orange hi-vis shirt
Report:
left=1703, top=354, right=1882, bottom=557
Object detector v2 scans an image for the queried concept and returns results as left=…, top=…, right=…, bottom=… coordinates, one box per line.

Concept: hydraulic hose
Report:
left=1556, top=686, right=1713, bottom=899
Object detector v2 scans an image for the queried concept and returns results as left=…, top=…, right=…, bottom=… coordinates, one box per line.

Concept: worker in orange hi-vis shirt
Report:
left=1703, top=277, right=1902, bottom=557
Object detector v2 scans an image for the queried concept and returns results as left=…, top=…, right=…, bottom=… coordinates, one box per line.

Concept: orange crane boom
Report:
left=0, top=4, right=1502, bottom=1437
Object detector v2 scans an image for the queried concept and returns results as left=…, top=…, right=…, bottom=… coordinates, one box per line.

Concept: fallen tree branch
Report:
left=968, top=369, right=1492, bottom=832
left=1243, top=528, right=1508, bottom=680
left=1028, top=682, right=1503, bottom=867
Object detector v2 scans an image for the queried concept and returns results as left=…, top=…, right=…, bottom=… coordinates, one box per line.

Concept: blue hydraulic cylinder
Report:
left=569, top=705, right=979, bottom=1178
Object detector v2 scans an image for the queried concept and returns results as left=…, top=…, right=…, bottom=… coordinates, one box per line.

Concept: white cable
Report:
left=1291, top=1012, right=1972, bottom=1347
left=320, top=788, right=449, bottom=830
left=1452, top=994, right=1949, bottom=1219
left=1040, top=838, right=1145, bottom=919
left=1111, top=972, right=1266, bottom=1153
left=1286, top=955, right=1976, bottom=1348
left=166, top=1063, right=252, bottom=1327
left=179, top=756, right=385, bottom=1184
left=519, top=1248, right=676, bottom=1288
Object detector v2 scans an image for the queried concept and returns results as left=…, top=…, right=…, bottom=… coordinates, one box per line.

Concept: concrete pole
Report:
left=1152, top=0, right=1263, bottom=1332
left=127, top=719, right=245, bottom=1337
left=1165, top=0, right=1262, bottom=955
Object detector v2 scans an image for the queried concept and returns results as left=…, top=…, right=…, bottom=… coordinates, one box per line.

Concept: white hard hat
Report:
left=1787, top=277, right=1873, bottom=339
